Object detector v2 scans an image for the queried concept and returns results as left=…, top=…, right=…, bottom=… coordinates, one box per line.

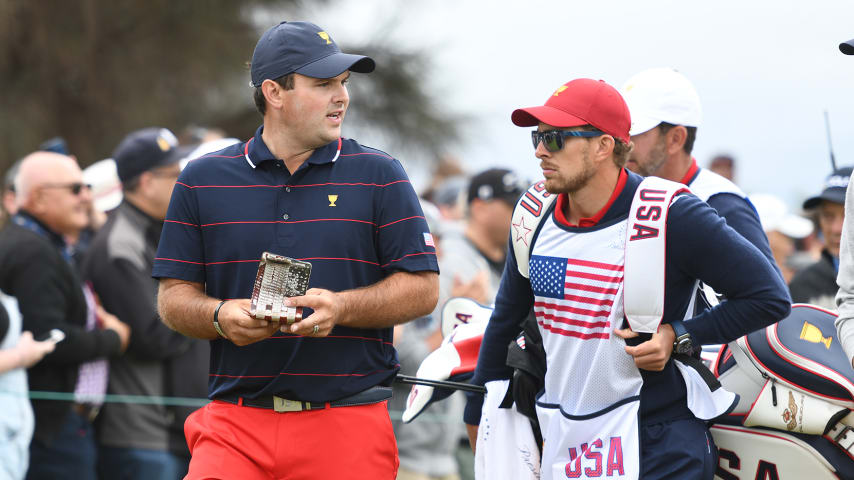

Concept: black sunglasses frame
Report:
left=531, top=129, right=605, bottom=152
left=39, top=182, right=92, bottom=195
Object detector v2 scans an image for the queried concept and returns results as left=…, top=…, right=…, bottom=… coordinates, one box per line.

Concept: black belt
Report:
left=217, top=386, right=392, bottom=412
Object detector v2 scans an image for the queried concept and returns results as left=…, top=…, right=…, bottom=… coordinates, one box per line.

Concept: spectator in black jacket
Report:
left=790, top=167, right=850, bottom=310
left=81, top=128, right=209, bottom=480
left=0, top=151, right=130, bottom=480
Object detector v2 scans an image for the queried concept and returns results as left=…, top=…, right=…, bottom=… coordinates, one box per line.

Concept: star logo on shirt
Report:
left=513, top=216, right=533, bottom=246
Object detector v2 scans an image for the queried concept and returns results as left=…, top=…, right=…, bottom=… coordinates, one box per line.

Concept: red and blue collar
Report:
left=243, top=125, right=342, bottom=169
left=554, top=168, right=629, bottom=228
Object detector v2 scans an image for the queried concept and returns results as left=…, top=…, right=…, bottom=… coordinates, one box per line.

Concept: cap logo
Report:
left=827, top=175, right=850, bottom=189
left=157, top=128, right=178, bottom=152
left=317, top=31, right=332, bottom=44
left=156, top=137, right=171, bottom=152
left=552, top=85, right=568, bottom=97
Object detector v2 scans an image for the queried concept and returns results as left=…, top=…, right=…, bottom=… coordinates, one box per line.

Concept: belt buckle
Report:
left=273, top=396, right=305, bottom=413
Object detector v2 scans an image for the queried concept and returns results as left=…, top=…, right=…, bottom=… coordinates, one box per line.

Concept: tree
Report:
left=0, top=0, right=460, bottom=173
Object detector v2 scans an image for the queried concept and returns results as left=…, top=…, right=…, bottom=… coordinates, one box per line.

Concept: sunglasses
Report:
left=40, top=182, right=92, bottom=195
left=531, top=129, right=605, bottom=152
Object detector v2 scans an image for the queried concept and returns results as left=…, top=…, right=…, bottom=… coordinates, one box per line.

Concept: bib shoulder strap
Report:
left=510, top=181, right=557, bottom=278
left=624, top=177, right=691, bottom=333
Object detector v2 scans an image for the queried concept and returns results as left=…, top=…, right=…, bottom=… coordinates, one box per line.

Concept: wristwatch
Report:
left=670, top=320, right=693, bottom=355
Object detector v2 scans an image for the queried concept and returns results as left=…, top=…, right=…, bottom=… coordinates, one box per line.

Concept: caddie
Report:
left=463, top=78, right=791, bottom=480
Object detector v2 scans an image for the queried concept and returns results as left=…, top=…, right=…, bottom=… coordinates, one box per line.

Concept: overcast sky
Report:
left=303, top=0, right=854, bottom=209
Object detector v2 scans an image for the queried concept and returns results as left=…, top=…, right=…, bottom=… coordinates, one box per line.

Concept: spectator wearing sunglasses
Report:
left=619, top=68, right=777, bottom=274
left=79, top=128, right=209, bottom=480
left=0, top=151, right=130, bottom=480
left=464, top=78, right=789, bottom=479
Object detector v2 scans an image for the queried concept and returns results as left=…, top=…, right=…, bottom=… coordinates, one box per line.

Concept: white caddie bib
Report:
left=536, top=396, right=639, bottom=480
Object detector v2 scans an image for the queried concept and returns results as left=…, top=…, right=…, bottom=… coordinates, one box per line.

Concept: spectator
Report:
left=431, top=168, right=525, bottom=480
left=708, top=154, right=736, bottom=183
left=153, top=21, right=438, bottom=479
left=430, top=175, right=468, bottom=224
left=392, top=199, right=465, bottom=480
left=790, top=167, right=850, bottom=309
left=436, top=168, right=526, bottom=312
left=80, top=128, right=209, bottom=479
left=81, top=158, right=123, bottom=228
left=0, top=151, right=130, bottom=480
left=0, top=294, right=56, bottom=480
left=749, top=193, right=814, bottom=284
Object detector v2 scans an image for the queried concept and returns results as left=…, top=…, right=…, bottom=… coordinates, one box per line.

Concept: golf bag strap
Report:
left=624, top=176, right=691, bottom=333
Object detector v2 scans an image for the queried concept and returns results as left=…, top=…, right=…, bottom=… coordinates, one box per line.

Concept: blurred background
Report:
left=2, top=0, right=854, bottom=204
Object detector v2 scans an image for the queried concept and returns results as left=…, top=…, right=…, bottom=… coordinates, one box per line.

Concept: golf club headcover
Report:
left=440, top=296, right=493, bottom=338
left=402, top=320, right=487, bottom=423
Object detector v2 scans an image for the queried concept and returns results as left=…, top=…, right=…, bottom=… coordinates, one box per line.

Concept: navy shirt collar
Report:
left=244, top=125, right=342, bottom=169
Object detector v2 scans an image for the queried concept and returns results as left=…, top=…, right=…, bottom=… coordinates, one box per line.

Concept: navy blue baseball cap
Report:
left=250, top=21, right=375, bottom=87
left=112, top=127, right=181, bottom=183
left=803, top=166, right=852, bottom=209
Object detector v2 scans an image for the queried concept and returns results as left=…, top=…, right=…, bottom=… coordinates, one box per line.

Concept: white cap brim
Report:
left=629, top=114, right=662, bottom=136
left=777, top=215, right=814, bottom=239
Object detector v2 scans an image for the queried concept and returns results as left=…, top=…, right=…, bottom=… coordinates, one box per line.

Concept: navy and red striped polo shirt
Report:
left=152, top=126, right=439, bottom=402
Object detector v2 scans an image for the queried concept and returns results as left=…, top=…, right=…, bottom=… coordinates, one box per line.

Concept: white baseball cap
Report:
left=82, top=159, right=122, bottom=213
left=621, top=67, right=702, bottom=136
left=749, top=193, right=813, bottom=239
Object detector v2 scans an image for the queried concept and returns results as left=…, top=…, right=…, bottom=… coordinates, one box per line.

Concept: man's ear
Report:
left=595, top=134, right=616, bottom=162
left=261, top=79, right=285, bottom=111
left=665, top=126, right=688, bottom=155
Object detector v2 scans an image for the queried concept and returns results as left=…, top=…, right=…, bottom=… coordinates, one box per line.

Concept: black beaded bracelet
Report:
left=213, top=300, right=228, bottom=339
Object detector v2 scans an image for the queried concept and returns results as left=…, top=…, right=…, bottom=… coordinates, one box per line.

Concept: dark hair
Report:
left=253, top=73, right=295, bottom=115
left=122, top=175, right=141, bottom=194
left=658, top=122, right=697, bottom=155
left=575, top=125, right=633, bottom=167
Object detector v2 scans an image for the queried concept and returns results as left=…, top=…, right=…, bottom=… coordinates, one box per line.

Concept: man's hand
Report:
left=217, top=299, right=279, bottom=346
left=466, top=424, right=478, bottom=453
left=452, top=271, right=490, bottom=305
left=613, top=323, right=676, bottom=371
left=283, top=288, right=340, bottom=337
left=13, top=331, right=56, bottom=368
left=97, top=305, right=131, bottom=352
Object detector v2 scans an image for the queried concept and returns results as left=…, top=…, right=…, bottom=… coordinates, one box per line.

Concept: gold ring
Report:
left=312, top=324, right=319, bottom=335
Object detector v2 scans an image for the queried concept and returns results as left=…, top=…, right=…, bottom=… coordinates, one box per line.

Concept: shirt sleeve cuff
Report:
left=463, top=390, right=485, bottom=425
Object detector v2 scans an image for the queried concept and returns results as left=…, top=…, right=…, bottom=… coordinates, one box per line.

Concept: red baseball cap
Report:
left=511, top=78, right=631, bottom=143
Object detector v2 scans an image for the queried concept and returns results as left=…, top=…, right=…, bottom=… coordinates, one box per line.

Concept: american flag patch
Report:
left=516, top=335, right=526, bottom=350
left=530, top=255, right=623, bottom=340
left=423, top=232, right=435, bottom=247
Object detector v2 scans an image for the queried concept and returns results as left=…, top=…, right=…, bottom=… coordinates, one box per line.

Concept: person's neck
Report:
left=123, top=195, right=162, bottom=222
left=654, top=152, right=693, bottom=183
left=563, top=166, right=620, bottom=225
left=261, top=120, right=315, bottom=174
left=465, top=223, right=505, bottom=263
